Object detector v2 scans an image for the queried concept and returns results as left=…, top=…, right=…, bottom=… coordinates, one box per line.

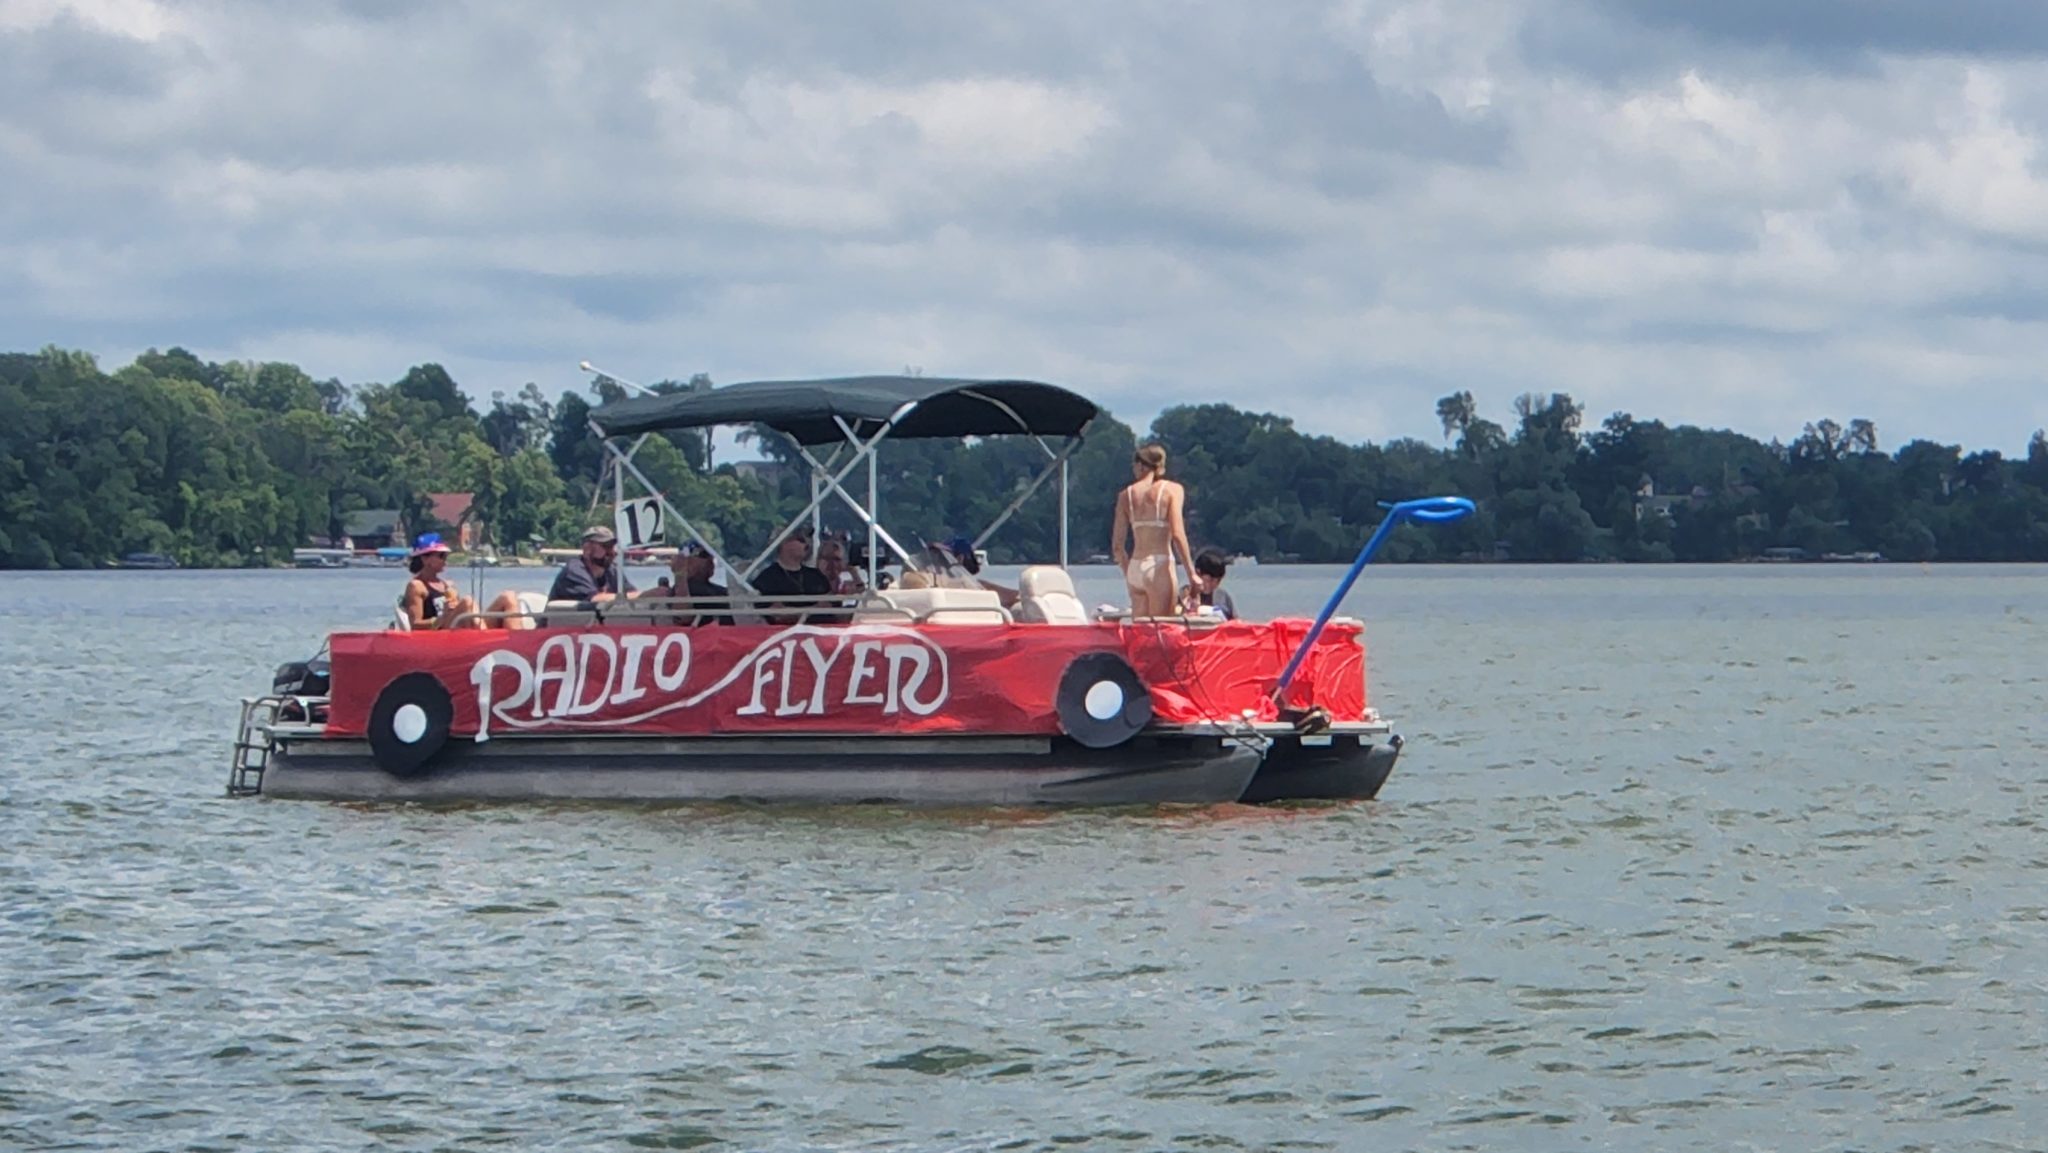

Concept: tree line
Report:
left=5, top=345, right=2048, bottom=568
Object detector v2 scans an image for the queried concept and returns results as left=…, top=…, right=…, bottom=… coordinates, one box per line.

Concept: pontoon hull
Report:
left=263, top=731, right=1265, bottom=806
left=1237, top=733, right=1402, bottom=803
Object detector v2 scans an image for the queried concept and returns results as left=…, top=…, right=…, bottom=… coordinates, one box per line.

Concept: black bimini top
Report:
left=588, top=375, right=1099, bottom=445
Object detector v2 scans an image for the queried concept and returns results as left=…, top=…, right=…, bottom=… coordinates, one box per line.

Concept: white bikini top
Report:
left=1127, top=481, right=1170, bottom=530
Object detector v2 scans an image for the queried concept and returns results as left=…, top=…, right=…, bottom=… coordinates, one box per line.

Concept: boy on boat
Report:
left=1181, top=548, right=1238, bottom=620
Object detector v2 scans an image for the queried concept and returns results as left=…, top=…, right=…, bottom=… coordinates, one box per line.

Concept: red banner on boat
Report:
left=322, top=620, right=1369, bottom=740
left=1124, top=618, right=1366, bottom=720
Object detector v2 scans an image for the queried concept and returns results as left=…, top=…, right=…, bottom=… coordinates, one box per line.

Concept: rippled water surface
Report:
left=3, top=564, right=2044, bottom=1151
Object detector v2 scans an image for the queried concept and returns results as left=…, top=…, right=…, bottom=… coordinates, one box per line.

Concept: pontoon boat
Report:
left=229, top=375, right=1420, bottom=806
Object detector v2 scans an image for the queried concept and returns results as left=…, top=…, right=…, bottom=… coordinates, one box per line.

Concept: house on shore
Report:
left=425, top=492, right=480, bottom=551
left=342, top=509, right=407, bottom=551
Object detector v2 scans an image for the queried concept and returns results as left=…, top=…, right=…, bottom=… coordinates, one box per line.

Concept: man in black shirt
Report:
left=548, top=526, right=636, bottom=603
left=752, top=529, right=833, bottom=624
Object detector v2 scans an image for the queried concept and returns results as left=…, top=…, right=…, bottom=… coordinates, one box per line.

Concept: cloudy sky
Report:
left=8, top=0, right=2048, bottom=453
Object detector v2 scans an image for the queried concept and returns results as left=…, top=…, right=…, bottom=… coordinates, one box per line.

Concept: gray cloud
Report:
left=1590, top=0, right=2048, bottom=59
left=5, top=0, right=2048, bottom=454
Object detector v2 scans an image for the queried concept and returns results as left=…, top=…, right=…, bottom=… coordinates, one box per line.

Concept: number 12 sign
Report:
left=615, top=497, right=664, bottom=547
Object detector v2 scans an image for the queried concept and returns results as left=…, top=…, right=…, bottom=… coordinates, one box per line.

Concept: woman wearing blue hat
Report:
left=399, top=533, right=535, bottom=630
left=399, top=534, right=475, bottom=629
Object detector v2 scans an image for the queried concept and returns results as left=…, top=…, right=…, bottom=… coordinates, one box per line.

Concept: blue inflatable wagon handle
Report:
left=1271, top=495, right=1475, bottom=702
left=1392, top=496, right=1476, bottom=524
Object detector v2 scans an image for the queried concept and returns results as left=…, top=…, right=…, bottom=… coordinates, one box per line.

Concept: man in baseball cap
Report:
left=656, top=540, right=732, bottom=626
left=547, top=525, right=635, bottom=604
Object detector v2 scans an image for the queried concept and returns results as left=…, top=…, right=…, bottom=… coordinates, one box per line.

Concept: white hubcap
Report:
left=392, top=703, right=429, bottom=744
left=1083, top=681, right=1124, bottom=722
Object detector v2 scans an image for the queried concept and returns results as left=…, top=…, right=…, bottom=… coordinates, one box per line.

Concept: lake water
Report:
left=1, top=564, right=2043, bottom=1151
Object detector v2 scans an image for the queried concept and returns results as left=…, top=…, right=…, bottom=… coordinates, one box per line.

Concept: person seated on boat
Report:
left=928, top=536, right=1018, bottom=609
left=400, top=535, right=477, bottom=629
left=751, top=527, right=834, bottom=624
left=924, top=538, right=976, bottom=590
left=847, top=540, right=895, bottom=590
left=547, top=525, right=638, bottom=605
left=817, top=537, right=866, bottom=596
left=654, top=542, right=733, bottom=626
left=1180, top=547, right=1238, bottom=620
left=400, top=535, right=535, bottom=630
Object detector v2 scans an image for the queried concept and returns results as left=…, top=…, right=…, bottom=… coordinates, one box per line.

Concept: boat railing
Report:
left=432, top=596, right=1368, bottom=632
left=439, top=591, right=870, bottom=630
left=432, top=597, right=1355, bottom=631
left=431, top=585, right=1079, bottom=629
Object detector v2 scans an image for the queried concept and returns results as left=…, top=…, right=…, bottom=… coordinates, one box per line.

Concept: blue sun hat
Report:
left=409, top=532, right=449, bottom=558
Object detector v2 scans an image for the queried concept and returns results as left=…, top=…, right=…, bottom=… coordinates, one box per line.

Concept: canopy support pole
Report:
left=739, top=406, right=917, bottom=578
left=808, top=466, right=821, bottom=564
left=794, top=414, right=922, bottom=570
left=971, top=435, right=1083, bottom=553
left=1059, top=457, right=1070, bottom=569
left=867, top=448, right=879, bottom=589
left=599, top=437, right=755, bottom=592
left=793, top=446, right=919, bottom=572
left=805, top=444, right=845, bottom=565
left=584, top=427, right=651, bottom=518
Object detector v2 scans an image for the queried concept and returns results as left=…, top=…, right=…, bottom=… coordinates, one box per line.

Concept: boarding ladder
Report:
left=227, top=696, right=285, bottom=797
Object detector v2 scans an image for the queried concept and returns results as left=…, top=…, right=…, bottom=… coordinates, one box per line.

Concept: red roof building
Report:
left=425, top=492, right=478, bottom=551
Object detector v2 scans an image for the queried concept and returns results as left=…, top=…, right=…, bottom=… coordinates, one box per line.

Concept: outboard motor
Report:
left=272, top=655, right=331, bottom=698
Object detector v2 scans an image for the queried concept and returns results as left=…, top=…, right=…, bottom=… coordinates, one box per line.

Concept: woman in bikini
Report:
left=400, top=535, right=477, bottom=630
left=399, top=534, right=534, bottom=630
left=1111, top=443, right=1195, bottom=618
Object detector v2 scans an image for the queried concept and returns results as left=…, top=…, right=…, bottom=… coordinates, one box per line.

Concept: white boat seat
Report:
left=1016, top=565, right=1089, bottom=625
left=856, top=586, right=1011, bottom=625
left=849, top=592, right=916, bottom=624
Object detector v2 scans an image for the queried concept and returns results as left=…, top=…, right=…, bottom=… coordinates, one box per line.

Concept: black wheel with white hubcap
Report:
left=1055, top=652, right=1153, bottom=749
left=368, top=672, right=453, bottom=777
